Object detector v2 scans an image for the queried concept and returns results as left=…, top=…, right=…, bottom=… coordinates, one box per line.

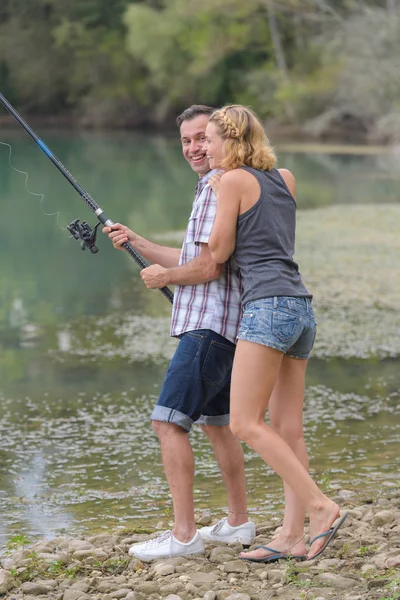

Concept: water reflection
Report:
left=0, top=354, right=399, bottom=547
left=0, top=131, right=399, bottom=547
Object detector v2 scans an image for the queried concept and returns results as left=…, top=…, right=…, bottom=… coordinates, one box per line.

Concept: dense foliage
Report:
left=0, top=0, right=399, bottom=139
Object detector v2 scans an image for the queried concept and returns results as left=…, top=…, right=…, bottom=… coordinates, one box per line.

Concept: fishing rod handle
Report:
left=98, top=214, right=174, bottom=304
left=123, top=240, right=175, bottom=304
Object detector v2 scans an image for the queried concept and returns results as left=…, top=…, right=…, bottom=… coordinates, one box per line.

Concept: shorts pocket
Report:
left=272, top=308, right=301, bottom=344
left=202, top=340, right=235, bottom=386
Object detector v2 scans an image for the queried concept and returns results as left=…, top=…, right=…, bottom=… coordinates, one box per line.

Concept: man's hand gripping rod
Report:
left=0, top=92, right=174, bottom=304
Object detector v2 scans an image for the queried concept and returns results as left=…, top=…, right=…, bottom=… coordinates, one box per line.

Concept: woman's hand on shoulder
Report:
left=278, top=168, right=296, bottom=200
left=209, top=170, right=224, bottom=196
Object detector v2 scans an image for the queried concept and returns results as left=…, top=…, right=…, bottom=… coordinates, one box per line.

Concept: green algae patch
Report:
left=55, top=204, right=400, bottom=362
left=295, top=204, right=400, bottom=358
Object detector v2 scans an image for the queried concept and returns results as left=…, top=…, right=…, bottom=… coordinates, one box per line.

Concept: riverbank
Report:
left=0, top=114, right=386, bottom=146
left=1, top=490, right=399, bottom=600
left=62, top=204, right=400, bottom=363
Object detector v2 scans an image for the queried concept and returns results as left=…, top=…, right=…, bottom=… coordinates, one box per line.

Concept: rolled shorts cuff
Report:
left=286, top=350, right=312, bottom=360
left=151, top=405, right=193, bottom=432
left=195, top=413, right=230, bottom=427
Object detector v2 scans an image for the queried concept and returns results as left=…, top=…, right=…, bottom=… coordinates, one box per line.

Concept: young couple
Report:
left=104, top=104, right=347, bottom=563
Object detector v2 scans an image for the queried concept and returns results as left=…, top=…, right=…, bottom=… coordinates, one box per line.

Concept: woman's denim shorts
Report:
left=237, top=296, right=316, bottom=359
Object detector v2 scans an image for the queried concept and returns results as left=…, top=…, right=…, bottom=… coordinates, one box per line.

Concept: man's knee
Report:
left=200, top=423, right=231, bottom=442
left=152, top=419, right=188, bottom=440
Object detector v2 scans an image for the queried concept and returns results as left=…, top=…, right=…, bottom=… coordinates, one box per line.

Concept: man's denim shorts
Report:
left=151, top=329, right=235, bottom=432
left=237, top=296, right=316, bottom=359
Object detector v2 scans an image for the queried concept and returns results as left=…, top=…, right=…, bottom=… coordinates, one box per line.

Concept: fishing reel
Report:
left=67, top=219, right=100, bottom=254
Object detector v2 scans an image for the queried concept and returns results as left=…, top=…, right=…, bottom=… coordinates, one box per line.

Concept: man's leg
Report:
left=200, top=424, right=248, bottom=527
left=128, top=331, right=208, bottom=561
left=152, top=420, right=197, bottom=542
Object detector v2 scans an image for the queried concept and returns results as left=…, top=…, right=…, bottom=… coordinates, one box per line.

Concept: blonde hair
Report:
left=209, top=105, right=276, bottom=171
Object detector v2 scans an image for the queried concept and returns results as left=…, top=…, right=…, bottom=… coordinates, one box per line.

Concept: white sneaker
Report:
left=128, top=530, right=204, bottom=562
left=199, top=518, right=256, bottom=545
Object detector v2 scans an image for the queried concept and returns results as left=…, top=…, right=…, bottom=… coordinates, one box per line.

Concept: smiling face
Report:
left=180, top=115, right=211, bottom=176
left=204, top=122, right=225, bottom=170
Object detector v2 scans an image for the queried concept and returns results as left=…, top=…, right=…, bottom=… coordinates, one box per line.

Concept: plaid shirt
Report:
left=170, top=170, right=242, bottom=344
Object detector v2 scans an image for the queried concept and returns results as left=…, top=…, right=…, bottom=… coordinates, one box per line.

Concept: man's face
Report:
left=180, top=115, right=210, bottom=176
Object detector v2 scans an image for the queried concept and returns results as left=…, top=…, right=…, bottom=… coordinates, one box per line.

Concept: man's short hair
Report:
left=176, top=105, right=215, bottom=128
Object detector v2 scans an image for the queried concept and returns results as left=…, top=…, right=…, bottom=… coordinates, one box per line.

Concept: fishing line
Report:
left=0, top=93, right=174, bottom=303
left=0, top=141, right=67, bottom=232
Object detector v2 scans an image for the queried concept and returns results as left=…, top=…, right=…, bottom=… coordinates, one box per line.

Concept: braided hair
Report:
left=209, top=105, right=276, bottom=171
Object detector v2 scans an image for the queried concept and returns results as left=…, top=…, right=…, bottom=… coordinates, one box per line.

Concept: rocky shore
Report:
left=1, top=493, right=399, bottom=600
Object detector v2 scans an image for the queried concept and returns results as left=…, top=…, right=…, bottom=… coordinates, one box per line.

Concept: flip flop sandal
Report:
left=240, top=545, right=307, bottom=563
left=308, top=512, right=349, bottom=560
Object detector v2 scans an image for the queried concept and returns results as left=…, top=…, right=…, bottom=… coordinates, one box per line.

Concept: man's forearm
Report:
left=134, top=235, right=181, bottom=268
left=165, top=256, right=223, bottom=286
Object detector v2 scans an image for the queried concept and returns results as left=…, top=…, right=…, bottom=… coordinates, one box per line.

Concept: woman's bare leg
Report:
left=230, top=341, right=339, bottom=557
left=241, top=355, right=309, bottom=559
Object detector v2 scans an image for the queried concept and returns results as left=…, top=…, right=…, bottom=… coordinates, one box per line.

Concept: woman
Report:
left=204, top=105, right=347, bottom=561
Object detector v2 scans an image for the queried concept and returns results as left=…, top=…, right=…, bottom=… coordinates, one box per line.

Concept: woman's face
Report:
left=204, top=122, right=225, bottom=170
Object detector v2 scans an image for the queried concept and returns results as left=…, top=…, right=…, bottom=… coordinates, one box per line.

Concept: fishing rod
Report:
left=0, top=92, right=174, bottom=304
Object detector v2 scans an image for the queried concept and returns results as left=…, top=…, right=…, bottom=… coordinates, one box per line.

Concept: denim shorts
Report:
left=151, top=329, right=235, bottom=432
left=237, top=296, right=316, bottom=359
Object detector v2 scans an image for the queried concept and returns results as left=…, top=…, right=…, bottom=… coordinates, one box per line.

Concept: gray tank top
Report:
left=235, top=167, right=311, bottom=305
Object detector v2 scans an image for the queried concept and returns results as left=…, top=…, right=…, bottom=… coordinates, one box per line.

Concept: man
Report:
left=103, top=105, right=255, bottom=561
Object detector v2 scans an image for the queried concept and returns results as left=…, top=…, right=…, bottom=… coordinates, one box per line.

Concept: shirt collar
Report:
left=196, top=169, right=220, bottom=195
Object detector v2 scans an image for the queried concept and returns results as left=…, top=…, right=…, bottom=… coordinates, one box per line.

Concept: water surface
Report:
left=0, top=129, right=399, bottom=548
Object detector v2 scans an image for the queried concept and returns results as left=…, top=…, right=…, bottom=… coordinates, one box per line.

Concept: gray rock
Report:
left=21, top=581, right=55, bottom=595
left=96, top=581, right=119, bottom=593
left=0, top=569, right=16, bottom=595
left=385, top=554, right=400, bottom=568
left=32, top=540, right=57, bottom=553
left=313, top=558, right=343, bottom=569
left=373, top=510, right=396, bottom=527
left=63, top=591, right=91, bottom=600
left=164, top=595, right=183, bottom=600
left=72, top=549, right=96, bottom=560
left=203, top=592, right=217, bottom=600
left=135, top=581, right=160, bottom=594
left=197, top=513, right=212, bottom=526
left=111, top=589, right=134, bottom=599
left=222, top=560, right=248, bottom=574
left=186, top=582, right=201, bottom=595
left=314, top=573, right=359, bottom=589
left=33, top=578, right=58, bottom=589
left=225, top=594, right=251, bottom=600
left=209, top=547, right=236, bottom=562
left=68, top=540, right=94, bottom=552
left=153, top=563, right=175, bottom=576
left=267, top=569, right=285, bottom=583
left=190, top=571, right=219, bottom=586
left=159, top=581, right=185, bottom=595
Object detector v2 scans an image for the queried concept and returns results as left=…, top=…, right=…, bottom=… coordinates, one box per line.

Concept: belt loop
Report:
left=306, top=298, right=310, bottom=313
left=273, top=296, right=278, bottom=309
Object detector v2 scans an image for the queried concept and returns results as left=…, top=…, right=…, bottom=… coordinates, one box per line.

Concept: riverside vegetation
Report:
left=0, top=0, right=399, bottom=142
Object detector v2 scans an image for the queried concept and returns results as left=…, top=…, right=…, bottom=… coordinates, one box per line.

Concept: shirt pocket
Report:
left=185, top=216, right=198, bottom=245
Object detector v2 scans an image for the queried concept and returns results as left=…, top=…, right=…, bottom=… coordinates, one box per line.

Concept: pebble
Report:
left=0, top=501, right=399, bottom=600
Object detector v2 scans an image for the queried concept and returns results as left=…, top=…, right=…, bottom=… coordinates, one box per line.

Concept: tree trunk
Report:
left=265, top=0, right=288, bottom=79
